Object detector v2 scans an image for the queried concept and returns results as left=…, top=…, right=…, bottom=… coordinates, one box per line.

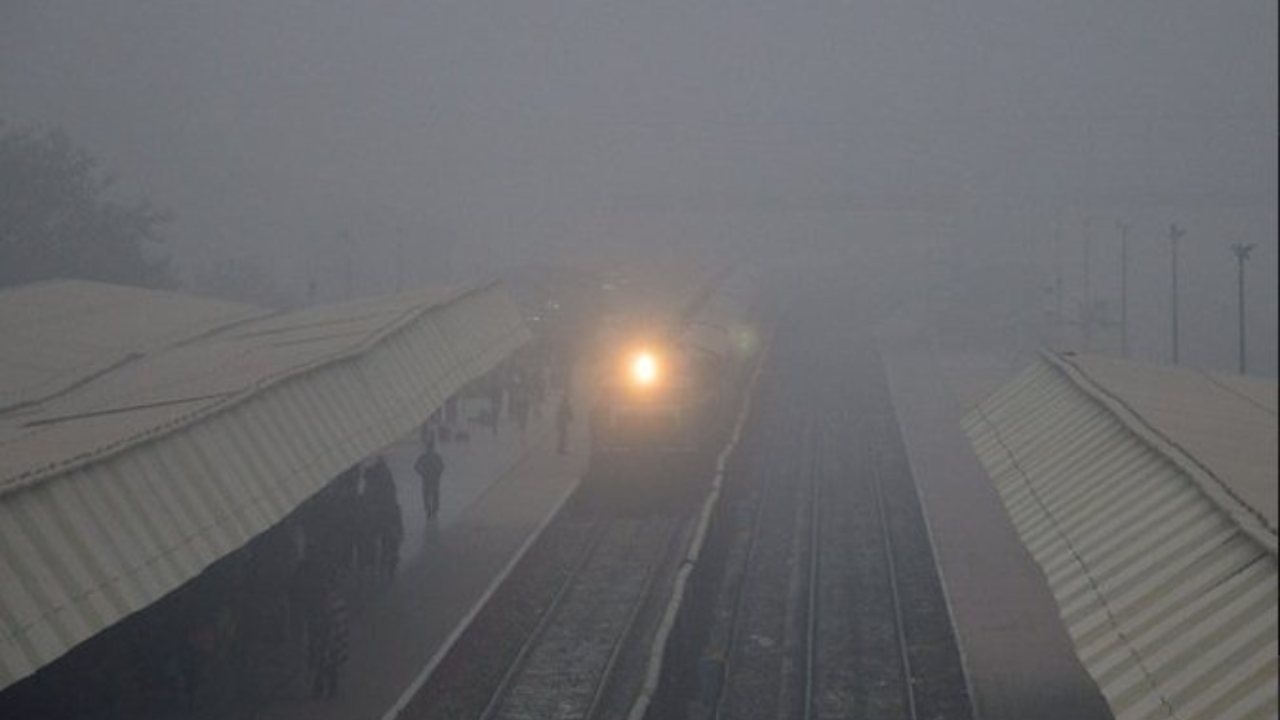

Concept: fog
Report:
left=2, top=1, right=1276, bottom=373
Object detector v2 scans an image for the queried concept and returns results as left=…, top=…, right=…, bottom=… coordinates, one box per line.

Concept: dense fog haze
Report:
left=2, top=1, right=1276, bottom=373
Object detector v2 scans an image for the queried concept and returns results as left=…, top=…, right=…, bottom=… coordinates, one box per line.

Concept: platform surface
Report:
left=256, top=390, right=589, bottom=720
left=880, top=335, right=1115, bottom=720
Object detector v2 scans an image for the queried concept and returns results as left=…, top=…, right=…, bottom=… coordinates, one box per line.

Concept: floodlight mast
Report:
left=1231, top=243, right=1255, bottom=374
left=1117, top=220, right=1132, bottom=358
left=1169, top=224, right=1185, bottom=365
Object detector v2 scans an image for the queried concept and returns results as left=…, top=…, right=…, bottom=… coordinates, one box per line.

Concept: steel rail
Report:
left=869, top=445, right=921, bottom=720
left=714, top=414, right=820, bottom=720
left=478, top=519, right=607, bottom=720
left=802, top=423, right=821, bottom=720
left=480, top=515, right=678, bottom=720
left=711, top=429, right=782, bottom=720
left=582, top=519, right=681, bottom=720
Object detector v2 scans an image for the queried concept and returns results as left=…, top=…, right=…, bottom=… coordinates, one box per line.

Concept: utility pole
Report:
left=1052, top=209, right=1065, bottom=342
left=1083, top=219, right=1093, bottom=313
left=339, top=229, right=353, bottom=300
left=1117, top=220, right=1132, bottom=357
left=1231, top=243, right=1255, bottom=374
left=395, top=239, right=406, bottom=293
left=1082, top=219, right=1093, bottom=351
left=1169, top=224, right=1185, bottom=365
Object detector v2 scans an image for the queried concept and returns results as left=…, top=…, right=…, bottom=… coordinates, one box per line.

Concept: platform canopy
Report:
left=965, top=352, right=1277, bottom=720
left=0, top=279, right=529, bottom=691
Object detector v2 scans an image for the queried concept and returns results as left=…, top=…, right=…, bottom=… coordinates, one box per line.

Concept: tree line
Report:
left=1, top=120, right=173, bottom=290
left=2, top=119, right=301, bottom=308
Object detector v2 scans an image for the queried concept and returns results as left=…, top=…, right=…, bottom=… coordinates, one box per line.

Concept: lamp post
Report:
left=1231, top=243, right=1255, bottom=374
left=1169, top=224, right=1185, bottom=365
left=1117, top=220, right=1131, bottom=358
left=338, top=229, right=354, bottom=300
left=395, top=238, right=406, bottom=293
left=1083, top=219, right=1092, bottom=314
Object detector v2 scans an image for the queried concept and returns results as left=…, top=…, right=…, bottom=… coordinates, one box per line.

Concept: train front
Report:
left=590, top=342, right=705, bottom=455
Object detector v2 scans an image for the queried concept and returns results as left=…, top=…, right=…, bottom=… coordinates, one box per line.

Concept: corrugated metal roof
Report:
left=0, top=280, right=529, bottom=690
left=963, top=354, right=1277, bottom=720
left=0, top=280, right=272, bottom=412
left=1057, top=353, right=1277, bottom=541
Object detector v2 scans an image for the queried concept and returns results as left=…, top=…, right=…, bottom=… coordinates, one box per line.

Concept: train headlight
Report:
left=630, top=351, right=660, bottom=387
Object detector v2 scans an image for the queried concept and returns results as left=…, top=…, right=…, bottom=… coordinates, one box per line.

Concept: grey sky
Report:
left=1, top=1, right=1276, bottom=370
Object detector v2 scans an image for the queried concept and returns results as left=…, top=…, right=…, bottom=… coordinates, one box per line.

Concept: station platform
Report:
left=255, top=389, right=590, bottom=720
left=879, top=329, right=1115, bottom=720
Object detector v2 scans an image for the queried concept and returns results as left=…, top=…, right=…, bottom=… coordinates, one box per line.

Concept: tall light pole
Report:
left=1117, top=221, right=1132, bottom=357
left=1054, top=209, right=1065, bottom=331
left=1082, top=219, right=1093, bottom=316
left=1231, top=243, right=1255, bottom=374
left=339, top=229, right=353, bottom=300
left=1079, top=218, right=1096, bottom=351
left=1169, top=224, right=1185, bottom=365
left=395, top=238, right=406, bottom=293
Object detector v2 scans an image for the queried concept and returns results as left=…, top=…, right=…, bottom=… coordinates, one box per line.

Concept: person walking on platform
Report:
left=414, top=438, right=445, bottom=520
left=556, top=392, right=574, bottom=455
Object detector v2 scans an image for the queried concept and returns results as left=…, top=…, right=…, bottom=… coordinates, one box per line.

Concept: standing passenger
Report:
left=288, top=545, right=325, bottom=670
left=511, top=385, right=531, bottom=435
left=309, top=570, right=349, bottom=700
left=362, top=457, right=396, bottom=506
left=444, top=394, right=459, bottom=427
left=556, top=393, right=574, bottom=455
left=379, top=498, right=403, bottom=580
left=362, top=457, right=400, bottom=577
left=414, top=439, right=445, bottom=520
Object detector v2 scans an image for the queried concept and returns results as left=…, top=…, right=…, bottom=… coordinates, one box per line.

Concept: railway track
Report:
left=395, top=382, right=748, bottom=720
left=480, top=516, right=680, bottom=720
left=711, top=412, right=813, bottom=720
left=806, top=429, right=923, bottom=720
left=710, top=300, right=971, bottom=720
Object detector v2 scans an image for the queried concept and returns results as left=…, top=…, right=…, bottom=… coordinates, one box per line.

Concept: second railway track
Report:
left=709, top=291, right=973, bottom=720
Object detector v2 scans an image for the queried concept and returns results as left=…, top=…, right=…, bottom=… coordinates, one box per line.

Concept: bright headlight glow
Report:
left=630, top=352, right=659, bottom=386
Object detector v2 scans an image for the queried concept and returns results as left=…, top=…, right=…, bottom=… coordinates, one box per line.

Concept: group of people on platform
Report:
left=288, top=349, right=576, bottom=702
left=286, top=464, right=371, bottom=701
left=0, top=351, right=578, bottom=718
left=291, top=445, right=433, bottom=701
left=417, top=350, right=575, bottom=462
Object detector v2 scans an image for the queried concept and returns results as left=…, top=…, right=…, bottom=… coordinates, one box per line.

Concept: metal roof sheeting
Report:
left=1054, top=354, right=1277, bottom=544
left=964, top=355, right=1277, bottom=720
left=0, top=280, right=271, bottom=412
left=0, top=280, right=529, bottom=690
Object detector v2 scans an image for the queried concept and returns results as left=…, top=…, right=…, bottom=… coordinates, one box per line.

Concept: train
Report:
left=589, top=336, right=713, bottom=454
left=589, top=269, right=762, bottom=459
